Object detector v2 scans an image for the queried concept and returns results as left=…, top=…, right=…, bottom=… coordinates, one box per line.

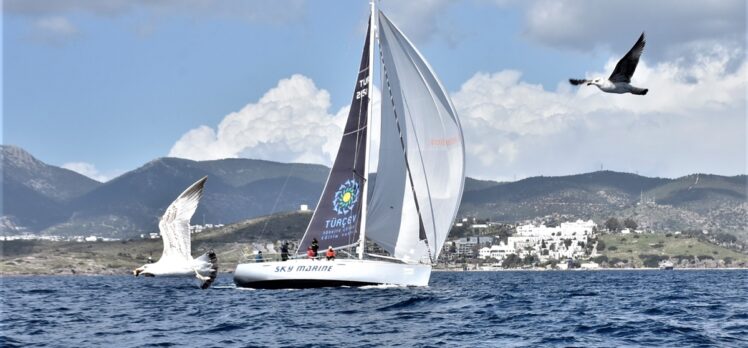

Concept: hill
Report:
left=461, top=171, right=746, bottom=238
left=0, top=212, right=312, bottom=275
left=1, top=146, right=745, bottom=239
left=596, top=233, right=748, bottom=268
left=3, top=211, right=746, bottom=275
left=1, top=145, right=102, bottom=231
left=3, top=153, right=327, bottom=238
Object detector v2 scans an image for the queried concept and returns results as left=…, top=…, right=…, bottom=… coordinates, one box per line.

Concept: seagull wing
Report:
left=609, top=32, right=645, bottom=83
left=157, top=176, right=208, bottom=262
left=569, top=78, right=589, bottom=85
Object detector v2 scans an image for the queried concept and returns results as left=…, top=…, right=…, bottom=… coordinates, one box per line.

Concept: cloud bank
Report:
left=6, top=0, right=305, bottom=45
left=170, top=47, right=746, bottom=181
left=62, top=162, right=112, bottom=182
left=521, top=0, right=746, bottom=63
left=4, top=0, right=305, bottom=24
left=452, top=50, right=746, bottom=180
left=169, top=75, right=347, bottom=165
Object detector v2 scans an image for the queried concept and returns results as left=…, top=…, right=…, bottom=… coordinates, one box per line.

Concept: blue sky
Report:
left=3, top=0, right=746, bottom=181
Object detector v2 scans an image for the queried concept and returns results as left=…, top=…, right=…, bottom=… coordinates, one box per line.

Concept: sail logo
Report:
left=332, top=179, right=360, bottom=215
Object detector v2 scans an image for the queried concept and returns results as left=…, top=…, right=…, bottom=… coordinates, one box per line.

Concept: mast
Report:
left=358, top=0, right=376, bottom=260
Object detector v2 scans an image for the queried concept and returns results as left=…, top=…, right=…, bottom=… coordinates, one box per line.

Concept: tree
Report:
left=714, top=233, right=737, bottom=244
left=596, top=240, right=606, bottom=251
left=623, top=218, right=638, bottom=230
left=449, top=224, right=469, bottom=238
left=563, top=239, right=573, bottom=248
left=523, top=255, right=538, bottom=266
left=502, top=254, right=522, bottom=268
left=605, top=218, right=621, bottom=232
left=639, top=254, right=668, bottom=268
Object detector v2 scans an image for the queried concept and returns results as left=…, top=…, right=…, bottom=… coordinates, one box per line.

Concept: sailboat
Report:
left=233, top=2, right=464, bottom=289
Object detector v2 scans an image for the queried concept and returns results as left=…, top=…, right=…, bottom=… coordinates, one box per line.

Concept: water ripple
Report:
left=1, top=270, right=746, bottom=347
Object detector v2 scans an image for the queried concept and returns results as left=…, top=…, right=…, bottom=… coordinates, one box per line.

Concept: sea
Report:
left=1, top=270, right=746, bottom=347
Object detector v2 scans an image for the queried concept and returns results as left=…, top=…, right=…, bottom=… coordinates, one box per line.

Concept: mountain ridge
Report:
left=2, top=146, right=745, bottom=239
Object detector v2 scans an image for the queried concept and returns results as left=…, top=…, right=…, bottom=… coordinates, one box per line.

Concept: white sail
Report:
left=366, top=11, right=465, bottom=262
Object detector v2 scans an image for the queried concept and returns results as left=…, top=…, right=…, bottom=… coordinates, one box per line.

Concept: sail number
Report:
left=355, top=76, right=370, bottom=100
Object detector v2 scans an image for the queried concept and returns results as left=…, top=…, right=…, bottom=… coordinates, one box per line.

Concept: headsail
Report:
left=296, top=19, right=372, bottom=254
left=366, top=11, right=465, bottom=262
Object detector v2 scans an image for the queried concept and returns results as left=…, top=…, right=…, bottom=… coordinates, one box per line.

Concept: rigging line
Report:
left=258, top=166, right=294, bottom=239
left=343, top=124, right=368, bottom=136
left=350, top=93, right=367, bottom=174
left=334, top=21, right=371, bottom=252
left=350, top=40, right=370, bottom=180
left=351, top=17, right=373, bottom=179
left=378, top=33, right=433, bottom=264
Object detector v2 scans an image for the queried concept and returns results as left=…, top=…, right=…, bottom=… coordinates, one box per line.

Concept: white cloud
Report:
left=62, top=162, right=112, bottom=182
left=521, top=0, right=746, bottom=64
left=169, top=74, right=348, bottom=165
left=30, top=16, right=79, bottom=44
left=452, top=50, right=747, bottom=180
left=381, top=0, right=461, bottom=46
left=6, top=0, right=305, bottom=24
left=169, top=74, right=387, bottom=168
left=9, top=0, right=305, bottom=43
left=171, top=51, right=746, bottom=182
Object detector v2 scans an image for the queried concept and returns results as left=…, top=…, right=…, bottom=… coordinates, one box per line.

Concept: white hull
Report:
left=233, top=259, right=431, bottom=289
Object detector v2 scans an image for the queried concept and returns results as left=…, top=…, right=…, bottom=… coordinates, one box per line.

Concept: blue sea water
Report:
left=1, top=270, right=746, bottom=347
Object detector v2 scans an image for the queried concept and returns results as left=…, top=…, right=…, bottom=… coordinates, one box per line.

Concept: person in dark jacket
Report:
left=311, top=238, right=319, bottom=257
left=280, top=242, right=289, bottom=261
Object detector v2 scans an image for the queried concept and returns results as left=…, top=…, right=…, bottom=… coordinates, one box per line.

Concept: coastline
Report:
left=3, top=266, right=747, bottom=277
left=433, top=266, right=748, bottom=272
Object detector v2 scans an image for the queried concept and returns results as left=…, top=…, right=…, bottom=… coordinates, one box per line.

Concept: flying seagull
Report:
left=570, top=32, right=648, bottom=95
left=133, top=176, right=218, bottom=289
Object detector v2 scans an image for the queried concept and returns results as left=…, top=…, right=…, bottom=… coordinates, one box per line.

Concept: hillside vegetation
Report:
left=597, top=233, right=748, bottom=268
left=0, top=212, right=311, bottom=275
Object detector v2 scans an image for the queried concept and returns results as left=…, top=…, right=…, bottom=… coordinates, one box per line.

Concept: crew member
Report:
left=326, top=246, right=336, bottom=261
left=280, top=242, right=289, bottom=261
left=255, top=250, right=264, bottom=263
left=311, top=238, right=319, bottom=257
left=307, top=247, right=315, bottom=260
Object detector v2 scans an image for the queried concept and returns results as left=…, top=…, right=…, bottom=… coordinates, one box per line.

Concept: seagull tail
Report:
left=195, top=250, right=219, bottom=289
left=569, top=78, right=587, bottom=86
left=631, top=87, right=648, bottom=95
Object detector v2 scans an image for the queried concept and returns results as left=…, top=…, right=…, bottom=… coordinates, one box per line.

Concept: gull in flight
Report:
left=570, top=32, right=648, bottom=95
left=133, top=176, right=218, bottom=289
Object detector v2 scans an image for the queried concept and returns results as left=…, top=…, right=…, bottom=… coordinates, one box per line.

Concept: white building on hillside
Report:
left=508, top=219, right=596, bottom=261
left=478, top=242, right=516, bottom=260
left=454, top=236, right=493, bottom=256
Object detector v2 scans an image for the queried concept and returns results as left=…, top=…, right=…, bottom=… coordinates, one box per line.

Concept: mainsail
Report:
left=296, top=20, right=372, bottom=254
left=365, top=11, right=465, bottom=263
